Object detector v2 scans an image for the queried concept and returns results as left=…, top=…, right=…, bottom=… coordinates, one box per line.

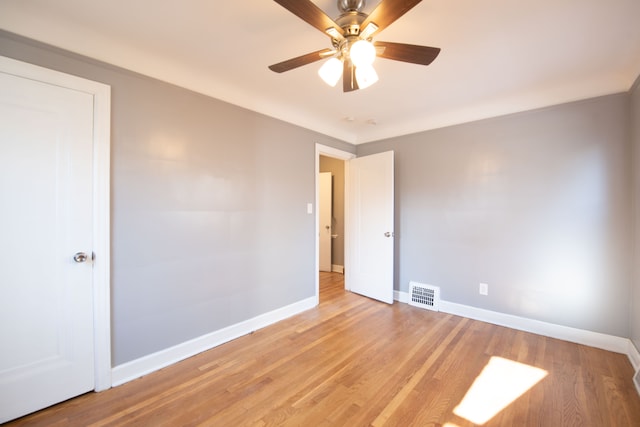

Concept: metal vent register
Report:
left=408, top=281, right=440, bottom=311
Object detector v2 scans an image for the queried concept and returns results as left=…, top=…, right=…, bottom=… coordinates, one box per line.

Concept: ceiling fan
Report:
left=268, top=0, right=441, bottom=92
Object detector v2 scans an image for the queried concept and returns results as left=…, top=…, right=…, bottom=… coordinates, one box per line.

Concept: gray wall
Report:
left=0, top=31, right=354, bottom=365
left=319, top=156, right=345, bottom=269
left=2, top=29, right=638, bottom=363
left=357, top=94, right=633, bottom=337
left=632, top=76, right=640, bottom=351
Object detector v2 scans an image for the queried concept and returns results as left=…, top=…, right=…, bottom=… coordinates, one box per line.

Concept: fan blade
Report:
left=375, top=41, right=440, bottom=66
left=273, top=0, right=344, bottom=39
left=343, top=61, right=359, bottom=92
left=269, top=48, right=335, bottom=73
left=360, top=0, right=423, bottom=37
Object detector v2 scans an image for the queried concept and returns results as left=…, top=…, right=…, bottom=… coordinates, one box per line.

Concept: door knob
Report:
left=73, top=252, right=88, bottom=263
left=384, top=232, right=392, bottom=237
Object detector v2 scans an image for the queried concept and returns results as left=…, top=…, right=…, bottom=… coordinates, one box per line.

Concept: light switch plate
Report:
left=479, top=283, right=489, bottom=296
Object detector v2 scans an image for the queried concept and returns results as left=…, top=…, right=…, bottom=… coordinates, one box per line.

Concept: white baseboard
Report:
left=394, top=290, right=410, bottom=304
left=111, top=292, right=638, bottom=393
left=111, top=296, right=317, bottom=387
left=332, top=265, right=344, bottom=274
left=395, top=290, right=632, bottom=358
left=629, top=341, right=640, bottom=371
left=630, top=342, right=640, bottom=398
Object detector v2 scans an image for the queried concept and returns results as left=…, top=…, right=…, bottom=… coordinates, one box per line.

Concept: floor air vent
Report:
left=408, top=281, right=440, bottom=312
left=634, top=369, right=640, bottom=396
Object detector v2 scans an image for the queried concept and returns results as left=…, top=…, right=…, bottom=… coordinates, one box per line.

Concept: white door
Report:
left=347, top=151, right=394, bottom=304
left=0, top=67, right=96, bottom=422
left=319, top=172, right=333, bottom=272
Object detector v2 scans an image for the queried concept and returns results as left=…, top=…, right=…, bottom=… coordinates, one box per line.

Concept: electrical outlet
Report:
left=479, top=283, right=489, bottom=296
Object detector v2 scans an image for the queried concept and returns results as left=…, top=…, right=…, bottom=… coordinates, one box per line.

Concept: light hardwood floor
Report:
left=7, top=272, right=640, bottom=426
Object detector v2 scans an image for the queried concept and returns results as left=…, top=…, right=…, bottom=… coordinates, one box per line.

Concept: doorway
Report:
left=319, top=157, right=345, bottom=274
left=315, top=144, right=355, bottom=301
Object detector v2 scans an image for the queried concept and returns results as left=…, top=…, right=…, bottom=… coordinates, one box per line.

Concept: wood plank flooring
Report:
left=7, top=272, right=640, bottom=426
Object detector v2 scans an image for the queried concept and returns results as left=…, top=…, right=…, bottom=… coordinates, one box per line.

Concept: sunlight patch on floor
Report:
left=453, top=356, right=548, bottom=425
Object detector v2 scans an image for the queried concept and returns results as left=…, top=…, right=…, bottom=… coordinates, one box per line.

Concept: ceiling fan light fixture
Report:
left=350, top=39, right=376, bottom=68
left=269, top=0, right=440, bottom=93
left=318, top=57, right=343, bottom=87
left=360, top=22, right=379, bottom=40
left=355, top=64, right=378, bottom=89
left=325, top=27, right=342, bottom=40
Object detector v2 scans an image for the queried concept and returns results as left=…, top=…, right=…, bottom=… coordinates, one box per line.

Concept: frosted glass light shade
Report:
left=355, top=64, right=378, bottom=89
left=318, top=58, right=343, bottom=87
left=350, top=40, right=376, bottom=68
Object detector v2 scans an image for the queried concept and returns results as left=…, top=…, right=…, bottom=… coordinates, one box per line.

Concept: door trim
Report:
left=0, top=55, right=112, bottom=391
left=315, top=144, right=356, bottom=301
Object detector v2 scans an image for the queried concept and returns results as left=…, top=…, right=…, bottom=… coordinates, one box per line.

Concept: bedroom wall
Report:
left=0, top=30, right=354, bottom=365
left=631, top=75, right=640, bottom=351
left=357, top=94, right=633, bottom=338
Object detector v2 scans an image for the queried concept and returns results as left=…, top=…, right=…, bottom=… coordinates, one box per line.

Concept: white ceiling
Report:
left=1, top=0, right=639, bottom=144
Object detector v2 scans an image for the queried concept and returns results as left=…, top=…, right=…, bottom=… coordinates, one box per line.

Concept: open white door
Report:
left=347, top=151, right=394, bottom=304
left=319, top=172, right=333, bottom=272
left=0, top=57, right=111, bottom=423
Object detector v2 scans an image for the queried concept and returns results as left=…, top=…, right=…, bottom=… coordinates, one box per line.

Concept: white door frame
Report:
left=315, top=144, right=355, bottom=302
left=0, top=56, right=112, bottom=391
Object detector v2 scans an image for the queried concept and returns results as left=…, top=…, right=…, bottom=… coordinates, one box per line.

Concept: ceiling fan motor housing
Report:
left=338, top=0, right=366, bottom=13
